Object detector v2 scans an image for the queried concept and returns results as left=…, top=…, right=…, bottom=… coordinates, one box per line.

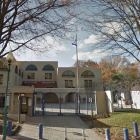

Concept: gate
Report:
left=33, top=91, right=96, bottom=116
left=79, top=92, right=95, bottom=115
left=34, top=92, right=43, bottom=116
left=113, top=90, right=134, bottom=110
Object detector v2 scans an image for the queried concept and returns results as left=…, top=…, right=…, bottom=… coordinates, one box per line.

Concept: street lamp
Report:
left=2, top=51, right=14, bottom=140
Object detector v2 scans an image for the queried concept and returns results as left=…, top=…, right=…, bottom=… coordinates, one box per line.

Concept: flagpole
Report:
left=75, top=34, right=80, bottom=114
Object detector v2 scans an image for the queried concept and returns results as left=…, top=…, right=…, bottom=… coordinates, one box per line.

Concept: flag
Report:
left=72, top=38, right=77, bottom=47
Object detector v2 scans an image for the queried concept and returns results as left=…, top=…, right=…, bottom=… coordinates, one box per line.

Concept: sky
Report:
left=4, top=1, right=110, bottom=67
left=2, top=1, right=139, bottom=67
left=14, top=30, right=109, bottom=67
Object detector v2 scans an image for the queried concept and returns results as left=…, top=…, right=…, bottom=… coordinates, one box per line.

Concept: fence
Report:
left=113, top=91, right=134, bottom=110
left=33, top=91, right=96, bottom=116
left=105, top=122, right=139, bottom=140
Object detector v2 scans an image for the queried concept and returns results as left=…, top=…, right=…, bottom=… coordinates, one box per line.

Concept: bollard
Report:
left=39, top=123, right=43, bottom=139
left=82, top=128, right=86, bottom=140
left=7, top=120, right=12, bottom=136
left=64, top=126, right=67, bottom=140
left=133, top=122, right=139, bottom=136
left=123, top=128, right=129, bottom=140
left=105, top=128, right=111, bottom=140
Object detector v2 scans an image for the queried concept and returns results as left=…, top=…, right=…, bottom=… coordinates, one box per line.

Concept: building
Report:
left=0, top=59, right=102, bottom=117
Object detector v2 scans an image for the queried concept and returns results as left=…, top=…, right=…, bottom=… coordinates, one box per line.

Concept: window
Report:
left=25, top=65, right=37, bottom=71
left=65, top=80, right=73, bottom=87
left=81, top=70, right=95, bottom=78
left=89, top=80, right=92, bottom=87
left=15, top=65, right=18, bottom=74
left=84, top=80, right=92, bottom=87
left=45, top=73, right=52, bottom=79
left=84, top=80, right=88, bottom=87
left=27, top=73, right=35, bottom=79
left=42, top=65, right=54, bottom=71
left=62, top=70, right=75, bottom=78
left=0, top=75, right=3, bottom=84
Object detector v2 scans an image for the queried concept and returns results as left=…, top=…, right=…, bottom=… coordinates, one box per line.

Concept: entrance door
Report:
left=21, top=96, right=27, bottom=114
left=27, top=97, right=33, bottom=116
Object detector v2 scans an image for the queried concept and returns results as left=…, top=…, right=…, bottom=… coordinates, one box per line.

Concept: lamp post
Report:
left=2, top=51, right=14, bottom=140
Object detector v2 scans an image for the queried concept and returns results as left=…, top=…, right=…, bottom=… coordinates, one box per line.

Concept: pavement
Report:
left=0, top=116, right=103, bottom=140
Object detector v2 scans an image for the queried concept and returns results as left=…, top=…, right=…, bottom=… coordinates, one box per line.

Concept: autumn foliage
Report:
left=99, top=56, right=139, bottom=82
left=73, top=59, right=99, bottom=67
left=73, top=56, right=140, bottom=83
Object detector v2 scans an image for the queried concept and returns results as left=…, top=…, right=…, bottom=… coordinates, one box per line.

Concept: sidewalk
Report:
left=0, top=137, right=32, bottom=140
left=1, top=116, right=103, bottom=140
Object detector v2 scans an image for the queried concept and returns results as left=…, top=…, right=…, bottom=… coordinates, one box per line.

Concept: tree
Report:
left=0, top=0, right=79, bottom=58
left=112, top=72, right=137, bottom=83
left=82, top=0, right=140, bottom=62
left=73, top=59, right=99, bottom=67
left=99, top=56, right=139, bottom=82
left=99, top=56, right=121, bottom=82
left=112, top=72, right=137, bottom=100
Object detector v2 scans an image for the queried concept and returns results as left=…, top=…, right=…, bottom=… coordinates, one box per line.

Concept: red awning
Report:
left=23, top=81, right=57, bottom=88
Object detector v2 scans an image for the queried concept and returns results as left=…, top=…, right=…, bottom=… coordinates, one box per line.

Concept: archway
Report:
left=44, top=93, right=59, bottom=103
left=65, top=92, right=75, bottom=103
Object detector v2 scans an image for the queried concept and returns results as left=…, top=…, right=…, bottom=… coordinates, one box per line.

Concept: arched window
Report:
left=19, top=69, right=21, bottom=76
left=15, top=65, right=18, bottom=74
left=81, top=70, right=95, bottom=78
left=42, top=65, right=54, bottom=71
left=62, top=70, right=75, bottom=78
left=25, top=65, right=37, bottom=71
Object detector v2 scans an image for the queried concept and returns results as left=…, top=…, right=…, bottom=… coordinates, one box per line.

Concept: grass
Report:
left=80, top=110, right=140, bottom=140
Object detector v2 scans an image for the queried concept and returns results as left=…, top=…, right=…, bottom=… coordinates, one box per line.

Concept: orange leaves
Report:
left=73, top=59, right=99, bottom=67
left=99, top=56, right=139, bottom=82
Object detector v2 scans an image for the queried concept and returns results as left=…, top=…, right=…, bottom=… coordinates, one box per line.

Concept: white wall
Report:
left=131, top=91, right=140, bottom=109
left=105, top=91, right=114, bottom=113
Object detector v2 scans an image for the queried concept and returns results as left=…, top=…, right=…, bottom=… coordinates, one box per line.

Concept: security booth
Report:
left=18, top=94, right=33, bottom=116
left=10, top=86, right=34, bottom=116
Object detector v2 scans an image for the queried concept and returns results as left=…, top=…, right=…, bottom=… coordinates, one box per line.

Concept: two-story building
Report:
left=0, top=59, right=102, bottom=117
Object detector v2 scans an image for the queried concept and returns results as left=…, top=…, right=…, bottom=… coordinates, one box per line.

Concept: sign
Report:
left=7, top=89, right=10, bottom=96
left=8, top=81, right=10, bottom=90
left=89, top=98, right=92, bottom=102
left=7, top=81, right=11, bottom=96
left=6, top=96, right=10, bottom=106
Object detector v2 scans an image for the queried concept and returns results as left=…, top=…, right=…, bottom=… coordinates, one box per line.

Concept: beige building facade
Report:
left=0, top=60, right=103, bottom=117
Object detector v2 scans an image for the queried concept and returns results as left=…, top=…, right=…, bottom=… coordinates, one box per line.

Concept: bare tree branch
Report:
left=0, top=0, right=80, bottom=58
